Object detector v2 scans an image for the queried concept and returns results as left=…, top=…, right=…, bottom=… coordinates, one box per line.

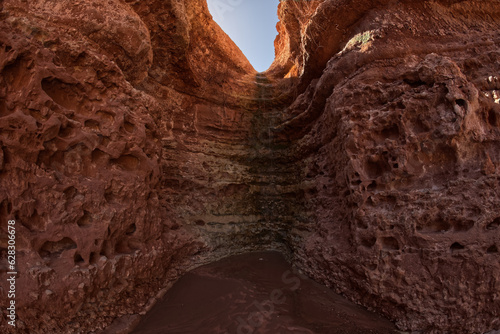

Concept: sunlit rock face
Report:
left=0, top=0, right=499, bottom=333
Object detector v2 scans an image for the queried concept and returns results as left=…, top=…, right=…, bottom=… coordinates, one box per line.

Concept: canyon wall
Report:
left=0, top=0, right=499, bottom=333
left=0, top=0, right=255, bottom=332
left=277, top=1, right=500, bottom=333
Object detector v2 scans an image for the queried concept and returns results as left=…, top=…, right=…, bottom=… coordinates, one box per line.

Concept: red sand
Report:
left=131, top=252, right=398, bottom=334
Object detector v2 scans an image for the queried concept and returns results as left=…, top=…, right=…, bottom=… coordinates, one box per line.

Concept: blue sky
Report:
left=207, top=0, right=280, bottom=72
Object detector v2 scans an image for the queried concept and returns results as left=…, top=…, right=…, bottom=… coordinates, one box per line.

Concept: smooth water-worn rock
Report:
left=0, top=0, right=499, bottom=333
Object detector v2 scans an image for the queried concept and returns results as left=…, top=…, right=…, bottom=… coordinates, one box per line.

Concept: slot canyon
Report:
left=0, top=0, right=499, bottom=333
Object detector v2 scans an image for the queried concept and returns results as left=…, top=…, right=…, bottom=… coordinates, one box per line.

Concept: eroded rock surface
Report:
left=0, top=0, right=253, bottom=332
left=277, top=1, right=500, bottom=333
left=0, top=0, right=499, bottom=333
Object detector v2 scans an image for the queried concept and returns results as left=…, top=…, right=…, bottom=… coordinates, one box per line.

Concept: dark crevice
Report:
left=450, top=242, right=465, bottom=253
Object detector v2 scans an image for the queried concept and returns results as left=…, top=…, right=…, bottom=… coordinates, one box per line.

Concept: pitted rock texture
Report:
left=0, top=0, right=499, bottom=334
left=277, top=1, right=500, bottom=333
left=0, top=0, right=253, bottom=332
left=0, top=8, right=199, bottom=334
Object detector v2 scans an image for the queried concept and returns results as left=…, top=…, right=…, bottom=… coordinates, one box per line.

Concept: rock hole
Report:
left=386, top=195, right=397, bottom=204
left=63, top=186, right=77, bottom=199
left=96, top=111, right=115, bottom=124
left=488, top=109, right=498, bottom=126
left=77, top=211, right=92, bottom=228
left=367, top=181, right=377, bottom=191
left=111, top=154, right=140, bottom=171
left=487, top=245, right=498, bottom=254
left=403, top=78, right=426, bottom=88
left=195, top=220, right=206, bottom=226
left=84, top=120, right=100, bottom=131
left=357, top=219, right=369, bottom=229
left=381, top=125, right=400, bottom=140
left=125, top=223, right=136, bottom=235
left=417, top=218, right=451, bottom=233
left=91, top=149, right=109, bottom=164
left=361, top=236, right=377, bottom=248
left=487, top=217, right=500, bottom=230
left=124, top=121, right=135, bottom=132
left=104, top=190, right=118, bottom=203
left=41, top=77, right=80, bottom=110
left=39, top=237, right=77, bottom=259
left=74, top=253, right=84, bottom=265
left=381, top=237, right=399, bottom=251
left=455, top=99, right=467, bottom=108
left=351, top=179, right=362, bottom=186
left=58, top=124, right=75, bottom=138
left=101, top=136, right=111, bottom=147
left=365, top=156, right=391, bottom=179
left=450, top=242, right=465, bottom=253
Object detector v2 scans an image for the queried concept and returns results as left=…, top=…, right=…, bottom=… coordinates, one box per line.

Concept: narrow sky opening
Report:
left=207, top=0, right=280, bottom=73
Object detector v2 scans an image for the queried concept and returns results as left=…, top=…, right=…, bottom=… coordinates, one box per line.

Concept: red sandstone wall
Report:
left=0, top=0, right=255, bottom=332
left=277, top=1, right=500, bottom=333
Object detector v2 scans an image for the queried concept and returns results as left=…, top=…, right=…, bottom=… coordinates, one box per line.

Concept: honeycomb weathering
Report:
left=0, top=0, right=499, bottom=333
